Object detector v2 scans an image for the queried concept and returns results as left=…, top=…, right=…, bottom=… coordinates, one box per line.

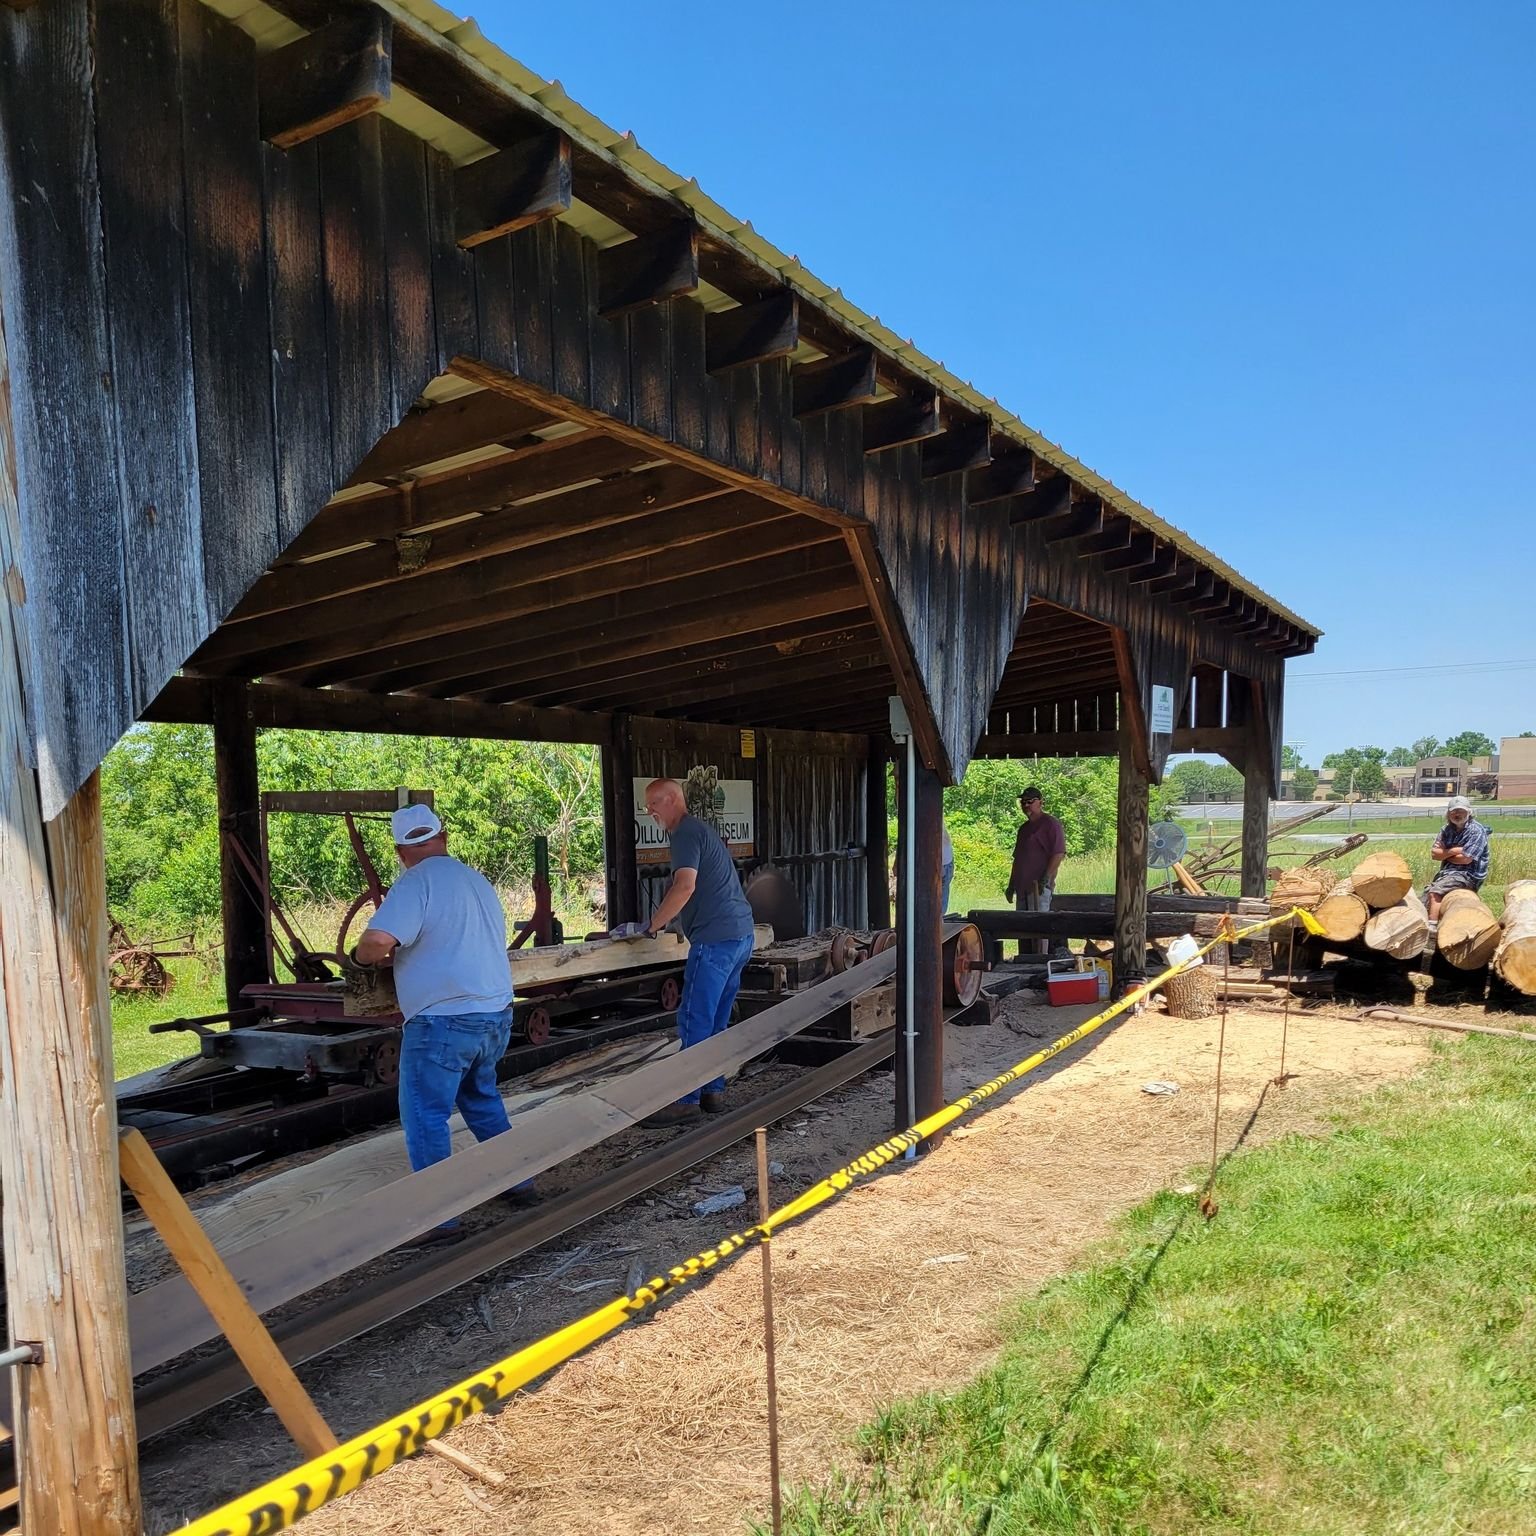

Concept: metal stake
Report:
left=755, top=1126, right=783, bottom=1536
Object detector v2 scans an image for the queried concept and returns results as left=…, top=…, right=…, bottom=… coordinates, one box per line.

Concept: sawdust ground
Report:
left=141, top=997, right=1430, bottom=1534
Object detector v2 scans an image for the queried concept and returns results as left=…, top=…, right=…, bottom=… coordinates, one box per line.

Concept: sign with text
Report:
left=634, top=768, right=756, bottom=864
left=1149, top=684, right=1176, bottom=735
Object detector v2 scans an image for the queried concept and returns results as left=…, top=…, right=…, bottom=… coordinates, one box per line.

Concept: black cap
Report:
left=1020, top=787, right=1043, bottom=804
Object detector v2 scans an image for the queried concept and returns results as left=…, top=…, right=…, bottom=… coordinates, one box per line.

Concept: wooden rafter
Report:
left=455, top=131, right=572, bottom=248
left=258, top=9, right=392, bottom=151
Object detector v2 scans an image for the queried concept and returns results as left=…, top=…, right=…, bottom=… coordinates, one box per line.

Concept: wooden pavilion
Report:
left=0, top=1, right=1318, bottom=1526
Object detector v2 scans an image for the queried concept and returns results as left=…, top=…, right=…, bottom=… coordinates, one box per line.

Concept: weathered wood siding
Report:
left=629, top=719, right=869, bottom=933
left=0, top=0, right=1287, bottom=810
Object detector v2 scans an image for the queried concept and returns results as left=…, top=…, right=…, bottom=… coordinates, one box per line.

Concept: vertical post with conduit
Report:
left=911, top=759, right=946, bottom=1128
left=1114, top=714, right=1151, bottom=993
left=890, top=697, right=917, bottom=1141
left=864, top=735, right=890, bottom=930
left=213, top=678, right=266, bottom=1011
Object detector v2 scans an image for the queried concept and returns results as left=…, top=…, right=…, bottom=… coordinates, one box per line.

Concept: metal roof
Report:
left=212, top=0, right=1320, bottom=640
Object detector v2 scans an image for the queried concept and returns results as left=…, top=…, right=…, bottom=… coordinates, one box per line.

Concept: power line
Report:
left=1289, top=659, right=1536, bottom=684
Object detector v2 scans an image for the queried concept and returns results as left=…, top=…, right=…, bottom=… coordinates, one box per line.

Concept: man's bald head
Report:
left=644, top=778, right=688, bottom=832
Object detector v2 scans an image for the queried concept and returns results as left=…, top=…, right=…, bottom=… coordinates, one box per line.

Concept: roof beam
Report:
left=1039, top=494, right=1103, bottom=544
left=144, top=677, right=609, bottom=748
left=1076, top=518, right=1133, bottom=557
left=455, top=131, right=572, bottom=248
left=1124, top=545, right=1179, bottom=586
left=300, top=533, right=845, bottom=691
left=343, top=392, right=560, bottom=488
left=1006, top=475, right=1072, bottom=527
left=1188, top=581, right=1234, bottom=616
left=862, top=391, right=943, bottom=454
left=1100, top=531, right=1157, bottom=573
left=791, top=349, right=878, bottom=418
left=965, top=451, right=1036, bottom=505
left=705, top=292, right=799, bottom=373
left=597, top=224, right=699, bottom=316
left=921, top=417, right=991, bottom=479
left=258, top=10, right=392, bottom=150
left=232, top=463, right=728, bottom=621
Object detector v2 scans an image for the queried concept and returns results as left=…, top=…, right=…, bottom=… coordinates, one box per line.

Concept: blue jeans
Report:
left=675, top=932, right=755, bottom=1105
left=941, top=860, right=954, bottom=914
left=400, top=1008, right=524, bottom=1223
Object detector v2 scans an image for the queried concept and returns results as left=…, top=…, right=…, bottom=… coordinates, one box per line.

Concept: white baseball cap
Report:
left=1447, top=796, right=1472, bottom=815
left=391, top=804, right=443, bottom=846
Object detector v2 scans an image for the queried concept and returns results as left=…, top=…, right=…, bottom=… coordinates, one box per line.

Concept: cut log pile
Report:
left=1494, top=880, right=1536, bottom=996
left=1363, top=889, right=1428, bottom=961
left=1436, top=888, right=1501, bottom=971
left=1349, top=851, right=1414, bottom=909
left=1312, top=877, right=1369, bottom=943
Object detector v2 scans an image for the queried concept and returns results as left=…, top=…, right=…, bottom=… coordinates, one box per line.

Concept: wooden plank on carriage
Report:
left=126, top=949, right=895, bottom=1376
left=154, top=1035, right=677, bottom=1260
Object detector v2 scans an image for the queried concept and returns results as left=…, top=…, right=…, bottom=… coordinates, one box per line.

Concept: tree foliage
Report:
left=1293, top=766, right=1319, bottom=800
left=1280, top=744, right=1302, bottom=771
left=102, top=725, right=607, bottom=934
left=1386, top=746, right=1416, bottom=767
left=1411, top=736, right=1441, bottom=760
left=1442, top=730, right=1495, bottom=761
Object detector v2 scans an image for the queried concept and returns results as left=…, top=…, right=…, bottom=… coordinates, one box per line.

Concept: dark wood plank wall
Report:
left=629, top=719, right=868, bottom=932
left=0, top=0, right=1292, bottom=811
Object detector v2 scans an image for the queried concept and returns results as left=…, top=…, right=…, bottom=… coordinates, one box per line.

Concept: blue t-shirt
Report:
left=666, top=814, right=755, bottom=944
left=371, top=855, right=513, bottom=1020
left=1438, top=817, right=1491, bottom=883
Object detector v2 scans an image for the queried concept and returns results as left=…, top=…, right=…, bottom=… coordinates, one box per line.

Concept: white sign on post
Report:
left=634, top=766, right=756, bottom=865
left=1149, top=684, right=1176, bottom=735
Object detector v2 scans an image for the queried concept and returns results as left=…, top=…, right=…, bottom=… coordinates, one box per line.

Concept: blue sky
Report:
left=475, top=0, right=1535, bottom=764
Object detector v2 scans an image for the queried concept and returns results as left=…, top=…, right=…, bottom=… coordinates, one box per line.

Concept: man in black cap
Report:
left=1004, top=786, right=1066, bottom=956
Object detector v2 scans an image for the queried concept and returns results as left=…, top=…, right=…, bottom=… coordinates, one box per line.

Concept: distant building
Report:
left=1499, top=737, right=1536, bottom=799
left=1414, top=756, right=1469, bottom=796
left=1386, top=766, right=1417, bottom=797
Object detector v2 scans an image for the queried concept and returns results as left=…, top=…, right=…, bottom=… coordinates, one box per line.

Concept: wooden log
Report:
left=1364, top=890, right=1429, bottom=961
left=1350, top=850, right=1414, bottom=909
left=1493, top=879, right=1536, bottom=996
left=1311, top=879, right=1369, bottom=944
left=1436, top=889, right=1501, bottom=971
left=1269, top=865, right=1337, bottom=913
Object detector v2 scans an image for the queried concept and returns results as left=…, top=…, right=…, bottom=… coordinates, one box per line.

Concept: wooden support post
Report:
left=213, top=680, right=266, bottom=1009
left=865, top=737, right=890, bottom=930
left=0, top=307, right=139, bottom=1532
left=894, top=759, right=946, bottom=1132
left=913, top=763, right=945, bottom=1122
left=1114, top=716, right=1150, bottom=991
left=1241, top=742, right=1268, bottom=899
left=117, top=1129, right=339, bottom=1459
left=608, top=714, right=639, bottom=925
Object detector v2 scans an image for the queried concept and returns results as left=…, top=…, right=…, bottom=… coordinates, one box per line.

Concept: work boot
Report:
left=700, top=1089, right=727, bottom=1116
left=641, top=1101, right=701, bottom=1128
left=499, top=1182, right=541, bottom=1211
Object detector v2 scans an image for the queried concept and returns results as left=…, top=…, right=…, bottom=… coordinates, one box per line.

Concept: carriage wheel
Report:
left=942, top=924, right=985, bottom=1008
left=657, top=975, right=682, bottom=1012
left=365, top=1035, right=401, bottom=1088
left=523, top=1006, right=553, bottom=1046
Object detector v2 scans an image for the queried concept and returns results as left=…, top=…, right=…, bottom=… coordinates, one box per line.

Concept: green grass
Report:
left=1179, top=814, right=1536, bottom=838
left=781, top=1036, right=1536, bottom=1536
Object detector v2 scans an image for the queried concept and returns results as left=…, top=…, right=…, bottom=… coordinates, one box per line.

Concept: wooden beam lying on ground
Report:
left=125, top=950, right=897, bottom=1377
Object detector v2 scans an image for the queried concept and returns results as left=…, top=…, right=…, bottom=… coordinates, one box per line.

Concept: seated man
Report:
left=1425, top=795, right=1491, bottom=928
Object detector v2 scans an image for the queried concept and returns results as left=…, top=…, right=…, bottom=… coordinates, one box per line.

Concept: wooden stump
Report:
left=1493, top=879, right=1536, bottom=995
left=1311, top=877, right=1368, bottom=943
left=1164, top=966, right=1217, bottom=1019
left=1437, top=889, right=1501, bottom=970
left=1350, top=850, right=1414, bottom=909
left=1364, top=890, right=1429, bottom=961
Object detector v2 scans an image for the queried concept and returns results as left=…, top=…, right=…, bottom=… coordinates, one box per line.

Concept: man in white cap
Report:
left=1423, top=795, right=1492, bottom=951
left=354, top=805, right=530, bottom=1244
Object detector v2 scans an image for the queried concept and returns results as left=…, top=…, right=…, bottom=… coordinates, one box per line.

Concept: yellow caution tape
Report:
left=168, top=907, right=1305, bottom=1536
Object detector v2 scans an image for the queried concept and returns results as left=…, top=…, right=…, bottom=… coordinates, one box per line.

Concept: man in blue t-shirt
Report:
left=637, top=778, right=756, bottom=1126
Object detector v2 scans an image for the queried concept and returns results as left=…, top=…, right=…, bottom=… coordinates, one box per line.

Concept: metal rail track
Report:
left=131, top=1036, right=892, bottom=1443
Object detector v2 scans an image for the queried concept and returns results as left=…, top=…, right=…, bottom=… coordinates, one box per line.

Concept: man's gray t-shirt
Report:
left=666, top=814, right=754, bottom=944
left=372, top=855, right=513, bottom=1020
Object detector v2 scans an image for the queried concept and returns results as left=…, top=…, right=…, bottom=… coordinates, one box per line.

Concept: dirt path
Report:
left=141, top=997, right=1429, bottom=1535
